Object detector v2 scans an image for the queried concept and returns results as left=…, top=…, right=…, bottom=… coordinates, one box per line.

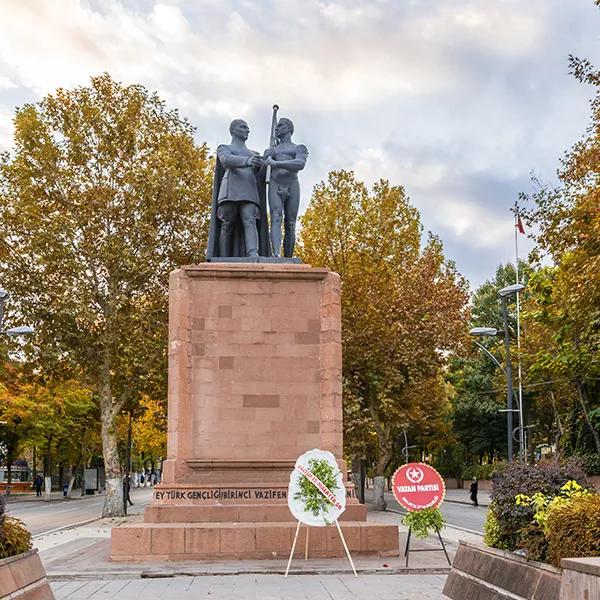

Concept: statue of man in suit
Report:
left=207, top=119, right=270, bottom=259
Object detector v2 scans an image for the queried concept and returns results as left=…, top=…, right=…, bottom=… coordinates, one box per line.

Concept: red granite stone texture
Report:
left=6, top=551, right=47, bottom=590
left=184, top=526, right=220, bottom=555
left=111, top=526, right=152, bottom=555
left=163, top=264, right=344, bottom=473
left=111, top=522, right=398, bottom=561
left=151, top=524, right=185, bottom=555
left=112, top=264, right=399, bottom=561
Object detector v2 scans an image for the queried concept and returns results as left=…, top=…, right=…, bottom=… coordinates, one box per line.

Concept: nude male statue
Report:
left=263, top=118, right=308, bottom=258
left=206, top=119, right=270, bottom=259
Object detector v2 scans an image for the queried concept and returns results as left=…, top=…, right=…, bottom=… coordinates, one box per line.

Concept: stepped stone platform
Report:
left=111, top=263, right=399, bottom=560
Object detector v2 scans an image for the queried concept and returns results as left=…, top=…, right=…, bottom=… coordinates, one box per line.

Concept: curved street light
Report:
left=468, top=281, right=526, bottom=463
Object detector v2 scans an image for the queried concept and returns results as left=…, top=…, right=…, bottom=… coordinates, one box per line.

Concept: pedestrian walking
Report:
left=470, top=477, right=479, bottom=507
left=123, top=475, right=134, bottom=506
left=33, top=474, right=43, bottom=497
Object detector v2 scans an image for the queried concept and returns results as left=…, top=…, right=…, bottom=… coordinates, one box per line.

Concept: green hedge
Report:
left=461, top=462, right=507, bottom=481
left=546, top=493, right=600, bottom=567
left=574, top=453, right=600, bottom=476
left=488, top=459, right=588, bottom=552
left=483, top=505, right=510, bottom=550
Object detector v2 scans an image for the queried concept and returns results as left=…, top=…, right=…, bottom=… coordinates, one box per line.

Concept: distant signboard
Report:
left=391, top=463, right=445, bottom=512
left=84, top=468, right=99, bottom=492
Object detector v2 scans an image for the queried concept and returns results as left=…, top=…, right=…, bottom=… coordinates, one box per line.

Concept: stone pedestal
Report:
left=111, top=263, right=398, bottom=561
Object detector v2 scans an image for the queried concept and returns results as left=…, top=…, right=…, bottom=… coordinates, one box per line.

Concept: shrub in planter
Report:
left=0, top=517, right=32, bottom=559
left=516, top=522, right=548, bottom=562
left=401, top=507, right=445, bottom=538
left=488, top=458, right=588, bottom=551
left=545, top=493, right=600, bottom=567
left=0, top=495, right=33, bottom=559
left=574, top=453, right=600, bottom=476
left=483, top=504, right=510, bottom=550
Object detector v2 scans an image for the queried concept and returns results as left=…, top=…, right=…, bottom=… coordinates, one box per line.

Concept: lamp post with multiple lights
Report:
left=469, top=283, right=525, bottom=462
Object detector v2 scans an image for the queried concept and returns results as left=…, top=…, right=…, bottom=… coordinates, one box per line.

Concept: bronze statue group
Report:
left=207, top=107, right=308, bottom=260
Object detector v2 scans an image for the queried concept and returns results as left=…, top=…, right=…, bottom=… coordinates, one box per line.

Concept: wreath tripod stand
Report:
left=404, top=526, right=451, bottom=568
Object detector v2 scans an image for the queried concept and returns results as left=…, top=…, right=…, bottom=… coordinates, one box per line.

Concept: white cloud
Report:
left=0, top=0, right=596, bottom=285
left=0, top=105, right=13, bottom=150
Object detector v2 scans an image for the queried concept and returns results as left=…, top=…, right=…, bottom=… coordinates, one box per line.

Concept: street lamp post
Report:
left=498, top=284, right=525, bottom=462
left=499, top=298, right=515, bottom=462
left=470, top=282, right=525, bottom=463
left=470, top=327, right=516, bottom=462
left=401, top=428, right=417, bottom=464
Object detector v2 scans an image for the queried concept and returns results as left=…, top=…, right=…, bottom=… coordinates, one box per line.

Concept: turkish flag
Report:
left=516, top=214, right=525, bottom=235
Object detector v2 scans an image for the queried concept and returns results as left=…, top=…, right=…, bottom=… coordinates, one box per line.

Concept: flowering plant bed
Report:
left=0, top=494, right=54, bottom=599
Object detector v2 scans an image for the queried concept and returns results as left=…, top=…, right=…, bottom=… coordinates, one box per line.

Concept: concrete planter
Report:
left=0, top=548, right=54, bottom=600
left=443, top=541, right=561, bottom=600
left=560, top=557, right=600, bottom=600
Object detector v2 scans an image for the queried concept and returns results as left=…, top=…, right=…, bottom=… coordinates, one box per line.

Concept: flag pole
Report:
left=514, top=208, right=525, bottom=461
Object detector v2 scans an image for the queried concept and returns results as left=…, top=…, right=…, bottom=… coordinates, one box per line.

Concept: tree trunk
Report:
left=123, top=411, right=133, bottom=515
left=44, top=435, right=52, bottom=501
left=549, top=391, right=563, bottom=458
left=372, top=452, right=391, bottom=511
left=100, top=368, right=124, bottom=517
left=367, top=395, right=392, bottom=511
left=372, top=476, right=387, bottom=511
left=44, top=436, right=52, bottom=478
left=575, top=379, right=600, bottom=454
left=66, top=476, right=75, bottom=498
left=350, top=455, right=365, bottom=504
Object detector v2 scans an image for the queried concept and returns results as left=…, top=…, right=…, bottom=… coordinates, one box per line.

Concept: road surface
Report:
left=5, top=487, right=154, bottom=536
left=365, top=489, right=487, bottom=533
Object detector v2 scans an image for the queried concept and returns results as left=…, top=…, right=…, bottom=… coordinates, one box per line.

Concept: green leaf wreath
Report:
left=294, top=458, right=341, bottom=519
left=401, top=507, right=445, bottom=539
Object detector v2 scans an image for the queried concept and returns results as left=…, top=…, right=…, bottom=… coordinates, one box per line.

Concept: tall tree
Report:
left=522, top=35, right=600, bottom=455
left=299, top=171, right=468, bottom=509
left=0, top=74, right=213, bottom=515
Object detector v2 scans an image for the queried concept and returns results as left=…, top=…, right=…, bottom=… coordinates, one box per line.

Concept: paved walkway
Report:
left=36, top=500, right=480, bottom=598
left=38, top=507, right=479, bottom=579
left=51, top=574, right=448, bottom=599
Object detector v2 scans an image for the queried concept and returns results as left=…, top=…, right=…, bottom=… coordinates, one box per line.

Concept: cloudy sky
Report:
left=0, top=0, right=598, bottom=288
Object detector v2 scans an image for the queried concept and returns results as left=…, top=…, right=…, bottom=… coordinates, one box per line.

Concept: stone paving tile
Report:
left=51, top=574, right=448, bottom=600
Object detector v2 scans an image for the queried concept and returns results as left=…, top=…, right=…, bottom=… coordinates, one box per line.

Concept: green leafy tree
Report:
left=0, top=74, right=213, bottom=515
left=446, top=263, right=532, bottom=464
left=299, top=171, right=468, bottom=509
left=521, top=31, right=600, bottom=455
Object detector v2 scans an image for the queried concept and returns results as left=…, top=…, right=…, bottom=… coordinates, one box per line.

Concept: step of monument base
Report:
left=111, top=521, right=399, bottom=561
left=144, top=503, right=367, bottom=523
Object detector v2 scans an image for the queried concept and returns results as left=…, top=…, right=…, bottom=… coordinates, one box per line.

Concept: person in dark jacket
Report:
left=33, top=474, right=43, bottom=497
left=470, top=477, right=479, bottom=507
